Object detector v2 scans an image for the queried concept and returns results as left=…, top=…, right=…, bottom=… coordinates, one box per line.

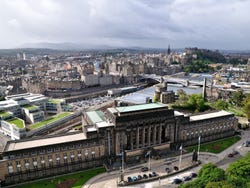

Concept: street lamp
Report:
left=198, top=136, right=201, bottom=161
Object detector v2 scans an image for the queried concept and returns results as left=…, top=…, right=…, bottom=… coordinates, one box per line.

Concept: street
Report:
left=83, top=130, right=250, bottom=188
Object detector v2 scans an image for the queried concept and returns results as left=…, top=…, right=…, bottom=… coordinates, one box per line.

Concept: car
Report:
left=228, top=153, right=234, bottom=158
left=165, top=167, right=171, bottom=173
left=183, top=176, right=192, bottom=181
left=141, top=167, right=149, bottom=172
left=127, top=176, right=132, bottom=182
left=149, top=173, right=153, bottom=178
left=132, top=176, right=137, bottom=181
left=172, top=178, right=183, bottom=184
left=143, top=174, right=148, bottom=179
left=232, top=150, right=239, bottom=155
left=189, top=172, right=197, bottom=178
left=137, top=175, right=142, bottom=180
left=152, top=171, right=158, bottom=177
left=174, top=166, right=179, bottom=171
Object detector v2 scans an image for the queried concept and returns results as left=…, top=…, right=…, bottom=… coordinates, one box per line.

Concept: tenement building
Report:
left=0, top=103, right=238, bottom=186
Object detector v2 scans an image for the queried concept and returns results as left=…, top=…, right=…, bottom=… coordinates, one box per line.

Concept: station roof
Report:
left=4, top=133, right=87, bottom=152
left=190, top=110, right=233, bottom=121
left=115, top=103, right=166, bottom=113
left=86, top=110, right=105, bottom=124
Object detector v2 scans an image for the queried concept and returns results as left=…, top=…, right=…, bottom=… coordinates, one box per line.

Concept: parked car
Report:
left=243, top=141, right=250, bottom=147
left=149, top=173, right=153, bottom=178
left=172, top=178, right=183, bottom=184
left=152, top=171, right=158, bottom=177
left=132, top=176, right=137, bottom=181
left=141, top=167, right=149, bottom=172
left=143, top=174, right=148, bottom=179
left=173, top=166, right=179, bottom=171
left=165, top=167, right=171, bottom=173
left=127, top=176, right=132, bottom=182
left=183, top=176, right=192, bottom=181
left=137, top=175, right=142, bottom=180
left=189, top=172, right=197, bottom=178
left=228, top=150, right=239, bottom=157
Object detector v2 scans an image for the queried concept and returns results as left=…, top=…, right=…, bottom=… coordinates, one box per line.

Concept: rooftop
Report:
left=23, top=105, right=39, bottom=111
left=4, top=133, right=86, bottom=152
left=96, top=121, right=113, bottom=128
left=29, top=112, right=72, bottom=130
left=0, top=111, right=11, bottom=118
left=6, top=118, right=25, bottom=129
left=115, top=103, right=166, bottom=113
left=86, top=111, right=104, bottom=124
left=48, top=98, right=64, bottom=104
left=190, top=110, right=233, bottom=121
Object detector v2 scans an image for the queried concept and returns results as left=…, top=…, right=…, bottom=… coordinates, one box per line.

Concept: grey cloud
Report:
left=0, top=0, right=249, bottom=49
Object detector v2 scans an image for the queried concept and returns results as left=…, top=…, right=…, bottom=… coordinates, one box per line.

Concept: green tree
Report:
left=229, top=90, right=245, bottom=107
left=226, top=152, right=250, bottom=188
left=214, top=99, right=229, bottom=110
left=187, top=94, right=208, bottom=112
left=198, top=163, right=225, bottom=186
left=176, top=89, right=189, bottom=105
left=243, top=94, right=250, bottom=119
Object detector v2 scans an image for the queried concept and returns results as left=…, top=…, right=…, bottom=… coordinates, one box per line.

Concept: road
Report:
left=83, top=130, right=250, bottom=188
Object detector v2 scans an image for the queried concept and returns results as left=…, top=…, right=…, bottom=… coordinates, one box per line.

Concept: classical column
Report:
left=142, top=127, right=145, bottom=147
left=148, top=126, right=151, bottom=146
left=130, top=131, right=133, bottom=150
left=136, top=127, right=140, bottom=148
left=116, top=132, right=120, bottom=155
left=158, top=125, right=162, bottom=144
left=153, top=126, right=157, bottom=145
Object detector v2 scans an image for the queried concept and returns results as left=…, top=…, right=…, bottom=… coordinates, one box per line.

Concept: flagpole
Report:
left=198, top=136, right=201, bottom=161
left=179, top=144, right=182, bottom=170
left=148, top=151, right=151, bottom=170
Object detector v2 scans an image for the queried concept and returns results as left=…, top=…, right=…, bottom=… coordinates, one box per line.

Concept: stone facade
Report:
left=0, top=103, right=238, bottom=186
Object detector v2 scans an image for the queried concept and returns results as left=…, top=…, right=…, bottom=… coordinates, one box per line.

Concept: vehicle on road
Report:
left=138, top=175, right=142, bottom=180
left=243, top=141, right=250, bottom=147
left=141, top=167, right=149, bottom=172
left=132, top=176, right=138, bottom=181
left=173, top=166, right=179, bottom=171
left=172, top=178, right=183, bottom=184
left=165, top=167, right=171, bottom=173
left=143, top=174, right=148, bottom=179
left=127, top=176, right=132, bottom=182
left=152, top=171, right=157, bottom=177
left=228, top=150, right=239, bottom=157
left=189, top=172, right=197, bottom=178
left=183, top=176, right=192, bottom=181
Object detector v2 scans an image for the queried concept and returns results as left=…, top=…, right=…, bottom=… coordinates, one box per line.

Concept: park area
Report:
left=16, top=167, right=105, bottom=188
left=186, top=135, right=241, bottom=154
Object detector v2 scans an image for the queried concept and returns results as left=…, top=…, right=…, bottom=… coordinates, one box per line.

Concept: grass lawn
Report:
left=0, top=111, right=11, bottom=118
left=49, top=99, right=63, bottom=104
left=23, top=105, right=39, bottom=111
left=16, top=167, right=106, bottom=188
left=29, top=112, right=72, bottom=130
left=7, top=118, right=25, bottom=129
left=186, top=135, right=241, bottom=154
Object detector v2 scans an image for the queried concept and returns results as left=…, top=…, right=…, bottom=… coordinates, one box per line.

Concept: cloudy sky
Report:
left=0, top=0, right=250, bottom=50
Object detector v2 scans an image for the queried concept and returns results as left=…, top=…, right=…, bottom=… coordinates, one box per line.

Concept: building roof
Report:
left=6, top=118, right=25, bottom=129
left=189, top=110, right=233, bottom=122
left=115, top=103, right=166, bottom=113
left=96, top=121, right=113, bottom=128
left=86, top=111, right=104, bottom=124
left=4, top=133, right=87, bottom=152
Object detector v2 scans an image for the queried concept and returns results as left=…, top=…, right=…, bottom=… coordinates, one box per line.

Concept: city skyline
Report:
left=0, top=0, right=250, bottom=50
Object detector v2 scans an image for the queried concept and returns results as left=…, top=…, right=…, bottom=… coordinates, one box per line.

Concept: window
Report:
left=85, top=151, right=88, bottom=161
left=8, top=163, right=13, bottom=174
left=91, top=151, right=95, bottom=160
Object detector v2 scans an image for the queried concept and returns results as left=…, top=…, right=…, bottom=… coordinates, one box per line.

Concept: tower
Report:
left=167, top=44, right=171, bottom=55
left=202, top=77, right=207, bottom=100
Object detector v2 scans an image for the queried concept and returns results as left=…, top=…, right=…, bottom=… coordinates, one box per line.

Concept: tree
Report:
left=198, top=163, right=225, bottom=185
left=187, top=94, right=208, bottom=112
left=176, top=89, right=189, bottom=105
left=243, top=94, right=250, bottom=120
left=229, top=90, right=245, bottom=107
left=226, top=152, right=250, bottom=188
left=214, top=99, right=229, bottom=110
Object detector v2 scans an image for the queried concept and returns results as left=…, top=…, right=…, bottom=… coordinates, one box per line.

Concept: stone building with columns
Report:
left=0, top=103, right=238, bottom=186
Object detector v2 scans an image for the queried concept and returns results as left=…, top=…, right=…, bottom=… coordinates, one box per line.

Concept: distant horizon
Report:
left=0, top=42, right=250, bottom=53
